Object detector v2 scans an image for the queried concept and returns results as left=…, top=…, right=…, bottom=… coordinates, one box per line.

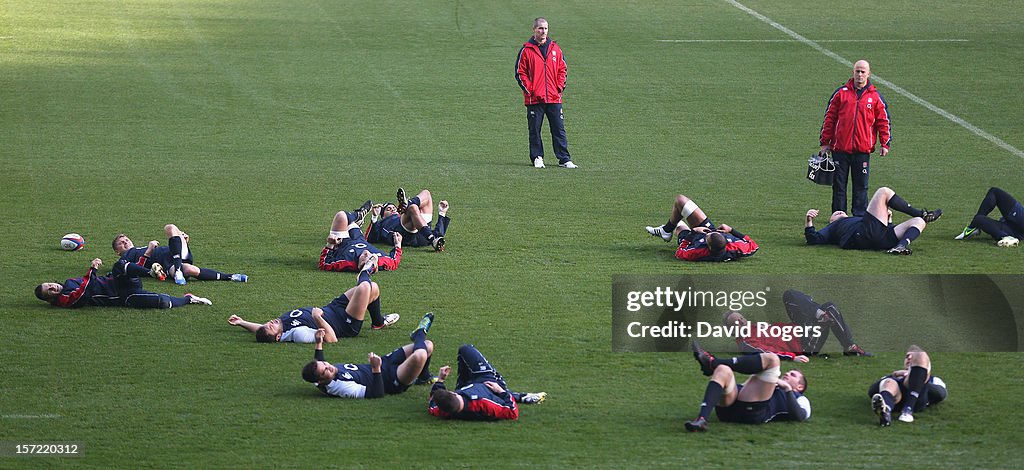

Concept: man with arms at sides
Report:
left=684, top=342, right=810, bottom=432
left=227, top=256, right=398, bottom=342
left=645, top=193, right=758, bottom=262
left=35, top=257, right=211, bottom=309
left=819, top=59, right=891, bottom=217
left=113, top=223, right=247, bottom=285
left=300, top=313, right=437, bottom=398
left=428, top=344, right=547, bottom=421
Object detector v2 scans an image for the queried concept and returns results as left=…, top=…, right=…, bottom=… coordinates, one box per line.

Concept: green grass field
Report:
left=2, top=0, right=1023, bottom=467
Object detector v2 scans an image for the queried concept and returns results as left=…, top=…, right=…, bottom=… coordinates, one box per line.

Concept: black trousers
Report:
left=831, top=151, right=871, bottom=216
left=526, top=103, right=571, bottom=164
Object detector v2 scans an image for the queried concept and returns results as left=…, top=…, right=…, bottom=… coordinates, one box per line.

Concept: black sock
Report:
left=169, top=296, right=189, bottom=308
left=900, top=227, right=921, bottom=247
left=713, top=354, right=764, bottom=374
left=902, top=366, right=928, bottom=412
left=168, top=236, right=185, bottom=272
left=411, top=328, right=427, bottom=351
left=408, top=196, right=421, bottom=207
left=887, top=194, right=924, bottom=218
left=697, top=381, right=724, bottom=420
left=368, top=298, right=383, bottom=327
left=357, top=270, right=371, bottom=285
left=197, top=268, right=230, bottom=281
left=662, top=219, right=676, bottom=232
left=880, top=390, right=896, bottom=410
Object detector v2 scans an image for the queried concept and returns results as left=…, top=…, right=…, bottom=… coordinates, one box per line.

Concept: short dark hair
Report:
left=431, top=389, right=461, bottom=413
left=112, top=234, right=128, bottom=251
left=707, top=232, right=727, bottom=254
left=301, top=361, right=319, bottom=383
left=34, top=284, right=48, bottom=302
left=795, top=369, right=808, bottom=392
left=255, top=326, right=277, bottom=343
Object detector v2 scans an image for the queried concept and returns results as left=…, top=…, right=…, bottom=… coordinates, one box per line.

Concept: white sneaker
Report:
left=521, top=392, right=547, bottom=404
left=646, top=225, right=673, bottom=242
left=533, top=157, right=545, bottom=168
left=998, top=236, right=1019, bottom=247
left=174, top=270, right=187, bottom=285
left=184, top=293, right=212, bottom=305
left=230, top=273, right=248, bottom=282
left=898, top=409, right=914, bottom=423
left=558, top=161, right=578, bottom=169
left=372, top=313, right=400, bottom=330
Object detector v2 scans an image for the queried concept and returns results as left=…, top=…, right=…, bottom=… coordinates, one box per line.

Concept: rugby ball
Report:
left=61, top=233, right=85, bottom=251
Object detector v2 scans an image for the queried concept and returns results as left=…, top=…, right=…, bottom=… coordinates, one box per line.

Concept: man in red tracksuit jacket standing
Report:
left=515, top=17, right=577, bottom=169
left=819, top=59, right=891, bottom=217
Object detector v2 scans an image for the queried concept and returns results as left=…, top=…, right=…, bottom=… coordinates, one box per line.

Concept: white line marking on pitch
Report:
left=722, top=0, right=1024, bottom=160
left=657, top=39, right=968, bottom=43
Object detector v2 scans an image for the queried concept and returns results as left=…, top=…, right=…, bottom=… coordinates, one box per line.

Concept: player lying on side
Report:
left=300, top=313, right=436, bottom=398
left=645, top=194, right=758, bottom=262
left=684, top=341, right=810, bottom=432
left=366, top=188, right=450, bottom=252
left=35, top=258, right=211, bottom=309
left=868, top=345, right=947, bottom=426
left=805, top=186, right=942, bottom=255
left=953, top=186, right=1022, bottom=247
left=113, top=224, right=247, bottom=285
left=428, top=344, right=547, bottom=421
left=227, top=256, right=398, bottom=342
left=319, top=201, right=403, bottom=272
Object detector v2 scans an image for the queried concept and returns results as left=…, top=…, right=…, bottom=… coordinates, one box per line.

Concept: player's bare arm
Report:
left=311, top=308, right=338, bottom=343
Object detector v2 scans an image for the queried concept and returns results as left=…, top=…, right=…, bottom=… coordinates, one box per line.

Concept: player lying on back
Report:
left=35, top=257, right=212, bottom=309
left=428, top=344, right=547, bottom=421
left=366, top=188, right=450, bottom=252
left=300, top=313, right=436, bottom=398
left=684, top=341, right=809, bottom=432
left=722, top=289, right=871, bottom=362
left=644, top=194, right=758, bottom=262
left=868, top=345, right=947, bottom=426
left=805, top=186, right=942, bottom=255
left=953, top=186, right=1022, bottom=247
left=113, top=223, right=247, bottom=285
left=319, top=201, right=403, bottom=272
left=227, top=255, right=398, bottom=342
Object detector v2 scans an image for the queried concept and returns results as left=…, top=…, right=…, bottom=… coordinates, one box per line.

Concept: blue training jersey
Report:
left=119, top=246, right=178, bottom=269
left=318, top=363, right=377, bottom=398
left=276, top=308, right=319, bottom=343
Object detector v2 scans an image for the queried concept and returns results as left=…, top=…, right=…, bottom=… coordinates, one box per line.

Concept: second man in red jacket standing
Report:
left=819, top=59, right=892, bottom=216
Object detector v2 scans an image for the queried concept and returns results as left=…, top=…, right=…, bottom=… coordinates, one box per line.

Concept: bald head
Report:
left=852, top=60, right=871, bottom=89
